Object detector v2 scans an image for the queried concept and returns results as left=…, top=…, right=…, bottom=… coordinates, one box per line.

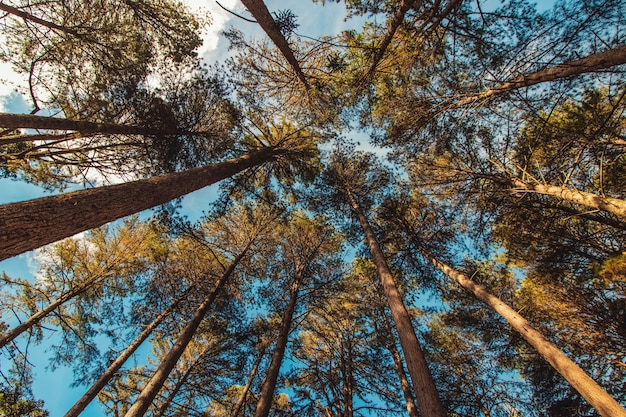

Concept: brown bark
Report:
left=421, top=248, right=626, bottom=417
left=240, top=0, right=310, bottom=90
left=452, top=44, right=626, bottom=108
left=345, top=189, right=446, bottom=417
left=510, top=177, right=626, bottom=221
left=380, top=312, right=420, bottom=417
left=0, top=112, right=188, bottom=137
left=64, top=292, right=187, bottom=417
left=254, top=274, right=301, bottom=417
left=230, top=347, right=265, bottom=417
left=0, top=147, right=281, bottom=261
left=0, top=272, right=105, bottom=348
left=0, top=2, right=81, bottom=36
left=153, top=363, right=194, bottom=417
left=124, top=247, right=250, bottom=417
left=341, top=338, right=355, bottom=417
left=0, top=131, right=85, bottom=146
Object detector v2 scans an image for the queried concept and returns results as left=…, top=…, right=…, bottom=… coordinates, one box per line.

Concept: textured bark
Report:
left=230, top=348, right=265, bottom=417
left=124, top=247, right=250, bottom=417
left=240, top=0, right=309, bottom=90
left=381, top=312, right=420, bottom=417
left=510, top=178, right=626, bottom=221
left=0, top=273, right=104, bottom=348
left=0, top=147, right=280, bottom=261
left=64, top=292, right=187, bottom=417
left=153, top=364, right=194, bottom=417
left=254, top=274, right=301, bottom=417
left=345, top=189, right=446, bottom=417
left=421, top=248, right=626, bottom=417
left=453, top=44, right=626, bottom=108
left=0, top=112, right=189, bottom=137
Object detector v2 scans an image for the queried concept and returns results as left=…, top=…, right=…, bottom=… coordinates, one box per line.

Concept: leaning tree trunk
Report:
left=254, top=273, right=301, bottom=417
left=509, top=177, right=626, bottom=221
left=380, top=310, right=420, bottom=417
left=124, top=246, right=251, bottom=417
left=240, top=0, right=309, bottom=90
left=230, top=347, right=266, bottom=417
left=360, top=0, right=417, bottom=82
left=0, top=3, right=80, bottom=35
left=420, top=247, right=626, bottom=417
left=0, top=131, right=86, bottom=146
left=0, top=147, right=282, bottom=261
left=0, top=112, right=191, bottom=137
left=451, top=44, right=626, bottom=108
left=153, top=362, right=196, bottom=417
left=345, top=189, right=446, bottom=417
left=64, top=291, right=189, bottom=417
left=0, top=272, right=106, bottom=348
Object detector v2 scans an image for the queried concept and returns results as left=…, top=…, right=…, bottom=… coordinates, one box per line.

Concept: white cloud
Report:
left=181, top=0, right=240, bottom=63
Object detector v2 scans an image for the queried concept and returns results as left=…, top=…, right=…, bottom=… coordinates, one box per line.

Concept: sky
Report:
left=0, top=1, right=357, bottom=416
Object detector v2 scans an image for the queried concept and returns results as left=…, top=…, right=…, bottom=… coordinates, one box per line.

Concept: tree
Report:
left=0, top=0, right=204, bottom=112
left=0, top=218, right=155, bottom=348
left=320, top=150, right=446, bottom=417
left=0, top=142, right=307, bottom=260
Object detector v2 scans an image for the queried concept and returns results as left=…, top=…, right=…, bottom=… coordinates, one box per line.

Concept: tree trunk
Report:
left=452, top=44, right=626, bottom=108
left=0, top=112, right=191, bottom=137
left=64, top=291, right=188, bottom=417
left=230, top=347, right=265, bottom=417
left=360, top=0, right=417, bottom=82
left=0, top=131, right=86, bottom=146
left=420, top=248, right=626, bottom=417
left=254, top=273, right=301, bottom=417
left=153, top=362, right=195, bottom=417
left=0, top=147, right=281, bottom=261
left=380, top=311, right=420, bottom=417
left=124, top=246, right=250, bottom=417
left=0, top=273, right=105, bottom=348
left=240, top=0, right=309, bottom=90
left=345, top=189, right=446, bottom=417
left=0, top=2, right=80, bottom=36
left=509, top=177, right=626, bottom=221
left=342, top=338, right=355, bottom=417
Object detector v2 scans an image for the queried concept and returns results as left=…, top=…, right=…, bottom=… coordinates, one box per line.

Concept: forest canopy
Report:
left=0, top=0, right=625, bottom=416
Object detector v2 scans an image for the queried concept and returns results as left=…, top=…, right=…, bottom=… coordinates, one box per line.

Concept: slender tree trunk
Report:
left=343, top=339, right=355, bottom=417
left=0, top=273, right=105, bottom=348
left=124, top=246, right=251, bottom=417
left=361, top=0, right=417, bottom=81
left=64, top=292, right=188, bottom=417
left=380, top=311, right=420, bottom=417
left=420, top=248, right=626, bottom=417
left=0, top=131, right=86, bottom=146
left=0, top=2, right=81, bottom=35
left=254, top=273, right=301, bottom=417
left=0, top=147, right=281, bottom=261
left=240, top=0, right=310, bottom=90
left=345, top=189, right=446, bottom=417
left=153, top=363, right=195, bottom=417
left=509, top=177, right=626, bottom=220
left=0, top=112, right=192, bottom=137
left=452, top=44, right=626, bottom=108
left=230, top=347, right=265, bottom=417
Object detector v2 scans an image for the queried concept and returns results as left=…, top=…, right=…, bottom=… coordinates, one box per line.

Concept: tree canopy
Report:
left=1, top=0, right=625, bottom=416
